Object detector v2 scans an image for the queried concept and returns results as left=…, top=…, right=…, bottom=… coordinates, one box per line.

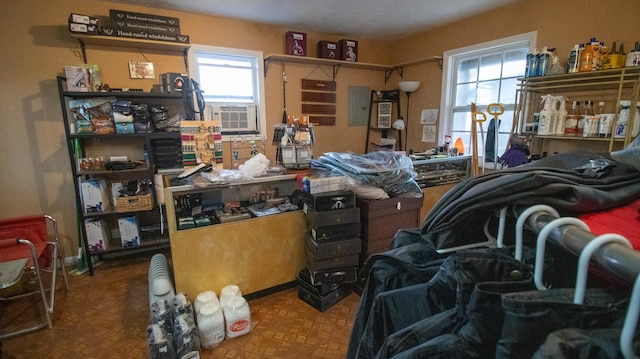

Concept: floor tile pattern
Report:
left=1, top=253, right=360, bottom=358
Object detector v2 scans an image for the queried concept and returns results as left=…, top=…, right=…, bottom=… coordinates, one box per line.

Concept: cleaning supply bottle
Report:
left=537, top=94, right=554, bottom=135
left=615, top=100, right=631, bottom=138
left=555, top=96, right=568, bottom=135
left=565, top=100, right=581, bottom=135
left=537, top=47, right=550, bottom=76
left=580, top=100, right=594, bottom=136
left=526, top=48, right=539, bottom=78
left=626, top=41, right=640, bottom=67
left=579, top=38, right=599, bottom=72
left=567, top=44, right=581, bottom=73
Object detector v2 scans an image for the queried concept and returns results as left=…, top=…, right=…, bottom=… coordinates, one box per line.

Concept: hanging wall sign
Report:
left=301, top=79, right=336, bottom=126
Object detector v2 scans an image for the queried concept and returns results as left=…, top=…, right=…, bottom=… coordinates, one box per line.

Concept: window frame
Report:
left=438, top=32, right=536, bottom=158
left=187, top=44, right=267, bottom=141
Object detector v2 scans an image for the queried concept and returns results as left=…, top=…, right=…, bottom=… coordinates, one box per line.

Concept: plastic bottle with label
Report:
left=567, top=44, right=581, bottom=73
left=577, top=100, right=593, bottom=135
left=626, top=41, right=640, bottom=67
left=537, top=47, right=550, bottom=76
left=564, top=101, right=581, bottom=135
left=579, top=38, right=599, bottom=72
left=525, top=48, right=539, bottom=78
left=223, top=296, right=252, bottom=339
left=555, top=96, right=568, bottom=135
left=197, top=303, right=225, bottom=349
left=537, top=94, right=554, bottom=135
left=615, top=100, right=631, bottom=138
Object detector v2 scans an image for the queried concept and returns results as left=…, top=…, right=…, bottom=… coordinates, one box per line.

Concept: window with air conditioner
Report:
left=188, top=45, right=266, bottom=138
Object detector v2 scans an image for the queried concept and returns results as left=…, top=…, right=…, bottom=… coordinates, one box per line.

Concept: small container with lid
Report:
left=194, top=290, right=219, bottom=317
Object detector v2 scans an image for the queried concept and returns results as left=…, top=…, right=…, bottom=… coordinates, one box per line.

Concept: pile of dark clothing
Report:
left=347, top=151, right=640, bottom=358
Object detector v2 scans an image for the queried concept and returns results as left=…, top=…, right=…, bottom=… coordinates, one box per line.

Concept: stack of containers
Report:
left=298, top=189, right=361, bottom=311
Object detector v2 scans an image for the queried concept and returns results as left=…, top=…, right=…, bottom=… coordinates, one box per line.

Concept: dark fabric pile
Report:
left=412, top=151, right=640, bottom=252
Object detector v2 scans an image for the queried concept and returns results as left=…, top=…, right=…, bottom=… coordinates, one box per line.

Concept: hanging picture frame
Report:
left=128, top=61, right=155, bottom=79
left=377, top=102, right=392, bottom=128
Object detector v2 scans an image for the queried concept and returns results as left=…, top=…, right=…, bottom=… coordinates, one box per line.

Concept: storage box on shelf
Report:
left=514, top=67, right=640, bottom=155
left=57, top=75, right=185, bottom=275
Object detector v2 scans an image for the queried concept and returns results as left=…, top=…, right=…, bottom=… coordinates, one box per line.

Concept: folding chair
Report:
left=0, top=214, right=69, bottom=339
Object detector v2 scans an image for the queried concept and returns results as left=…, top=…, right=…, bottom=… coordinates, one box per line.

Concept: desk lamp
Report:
left=398, top=81, right=421, bottom=151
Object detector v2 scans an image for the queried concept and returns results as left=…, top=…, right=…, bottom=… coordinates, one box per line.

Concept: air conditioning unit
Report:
left=204, top=104, right=257, bottom=132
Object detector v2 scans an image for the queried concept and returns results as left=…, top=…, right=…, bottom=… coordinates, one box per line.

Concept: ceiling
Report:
left=103, top=0, right=521, bottom=39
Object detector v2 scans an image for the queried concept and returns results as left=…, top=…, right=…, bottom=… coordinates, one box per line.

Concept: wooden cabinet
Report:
left=165, top=175, right=307, bottom=299
left=356, top=196, right=423, bottom=258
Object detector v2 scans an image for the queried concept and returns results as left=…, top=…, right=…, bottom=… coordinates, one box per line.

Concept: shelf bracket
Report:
left=384, top=69, right=402, bottom=85
left=332, top=64, right=341, bottom=81
left=78, top=39, right=87, bottom=64
left=264, top=58, right=272, bottom=77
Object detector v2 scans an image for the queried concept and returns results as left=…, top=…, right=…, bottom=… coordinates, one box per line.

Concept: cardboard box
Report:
left=64, top=65, right=89, bottom=92
left=115, top=122, right=135, bottom=134
left=68, top=23, right=100, bottom=35
left=118, top=216, right=140, bottom=247
left=286, top=31, right=307, bottom=56
left=84, top=219, right=109, bottom=252
left=317, top=41, right=338, bottom=59
left=339, top=39, right=358, bottom=62
left=68, top=13, right=99, bottom=25
left=110, top=9, right=180, bottom=27
left=81, top=179, right=108, bottom=213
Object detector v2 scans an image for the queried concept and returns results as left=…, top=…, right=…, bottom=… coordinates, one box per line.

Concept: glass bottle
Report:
left=565, top=101, right=581, bottom=135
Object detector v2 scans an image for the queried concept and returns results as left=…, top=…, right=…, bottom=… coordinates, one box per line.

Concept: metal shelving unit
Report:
left=514, top=67, right=640, bottom=154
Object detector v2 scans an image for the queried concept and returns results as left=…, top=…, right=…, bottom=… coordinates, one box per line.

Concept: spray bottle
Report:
left=555, top=96, right=568, bottom=135
left=537, top=94, right=554, bottom=135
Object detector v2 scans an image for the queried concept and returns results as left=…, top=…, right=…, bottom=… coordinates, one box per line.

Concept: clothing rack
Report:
left=528, top=211, right=640, bottom=286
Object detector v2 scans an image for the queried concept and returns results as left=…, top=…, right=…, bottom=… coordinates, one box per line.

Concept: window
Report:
left=188, top=45, right=266, bottom=138
left=439, top=32, right=535, bottom=162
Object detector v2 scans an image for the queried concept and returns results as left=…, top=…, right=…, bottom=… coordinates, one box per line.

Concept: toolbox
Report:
left=306, top=207, right=360, bottom=228
left=302, top=190, right=355, bottom=212
left=305, top=247, right=360, bottom=272
left=307, top=266, right=357, bottom=286
left=306, top=233, right=361, bottom=259
left=297, top=281, right=352, bottom=312
left=297, top=268, right=340, bottom=296
left=310, top=222, right=361, bottom=242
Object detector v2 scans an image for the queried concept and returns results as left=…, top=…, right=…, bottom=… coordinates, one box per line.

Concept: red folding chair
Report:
left=0, top=214, right=69, bottom=339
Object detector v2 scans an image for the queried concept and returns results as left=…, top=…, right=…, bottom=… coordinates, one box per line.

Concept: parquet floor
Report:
left=0, top=253, right=360, bottom=358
